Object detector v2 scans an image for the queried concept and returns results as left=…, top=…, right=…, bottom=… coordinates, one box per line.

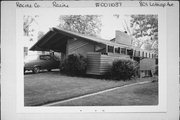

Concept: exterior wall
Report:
left=99, top=54, right=130, bottom=75
left=86, top=52, right=101, bottom=75
left=140, top=58, right=156, bottom=71
left=87, top=52, right=157, bottom=76
left=67, top=38, right=95, bottom=57
left=115, top=31, right=132, bottom=46
left=65, top=37, right=157, bottom=76
left=86, top=52, right=130, bottom=75
left=140, top=58, right=156, bottom=77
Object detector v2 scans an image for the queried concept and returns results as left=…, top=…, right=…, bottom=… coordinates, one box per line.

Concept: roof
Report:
left=30, top=27, right=132, bottom=52
left=30, top=27, right=156, bottom=56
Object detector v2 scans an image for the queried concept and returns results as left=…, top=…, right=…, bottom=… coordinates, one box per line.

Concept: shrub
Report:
left=60, top=54, right=87, bottom=76
left=110, top=59, right=139, bottom=80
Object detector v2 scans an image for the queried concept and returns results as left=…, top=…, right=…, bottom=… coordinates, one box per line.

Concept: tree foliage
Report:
left=37, top=31, right=44, bottom=40
left=103, top=59, right=139, bottom=80
left=130, top=15, right=158, bottom=54
left=23, top=15, right=39, bottom=36
left=58, top=15, right=102, bottom=37
left=130, top=15, right=158, bottom=38
left=60, top=54, right=87, bottom=76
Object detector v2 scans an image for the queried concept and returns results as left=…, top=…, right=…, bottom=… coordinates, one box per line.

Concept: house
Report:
left=30, top=27, right=157, bottom=76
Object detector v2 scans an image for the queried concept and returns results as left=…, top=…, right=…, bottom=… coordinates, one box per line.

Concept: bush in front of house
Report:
left=59, top=54, right=87, bottom=76
left=109, top=59, right=139, bottom=80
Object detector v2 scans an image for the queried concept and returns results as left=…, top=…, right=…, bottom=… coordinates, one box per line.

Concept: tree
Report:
left=58, top=15, right=102, bottom=37
left=23, top=15, right=39, bottom=36
left=130, top=15, right=158, bottom=38
left=37, top=31, right=44, bottom=40
left=130, top=15, right=158, bottom=54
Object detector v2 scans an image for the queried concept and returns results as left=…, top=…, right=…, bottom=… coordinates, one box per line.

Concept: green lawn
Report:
left=24, top=71, right=157, bottom=106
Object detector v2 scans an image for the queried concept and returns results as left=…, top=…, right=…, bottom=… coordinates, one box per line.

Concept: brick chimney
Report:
left=115, top=30, right=132, bottom=46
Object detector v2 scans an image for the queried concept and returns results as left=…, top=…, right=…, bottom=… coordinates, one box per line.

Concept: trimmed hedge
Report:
left=104, top=59, right=139, bottom=80
left=59, top=54, right=87, bottom=76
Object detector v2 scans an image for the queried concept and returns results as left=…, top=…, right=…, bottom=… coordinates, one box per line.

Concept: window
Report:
left=115, top=47, right=120, bottom=53
left=95, top=45, right=102, bottom=52
left=121, top=48, right=126, bottom=54
left=40, top=55, right=51, bottom=60
left=108, top=46, right=114, bottom=53
left=134, top=50, right=136, bottom=56
left=146, top=52, right=147, bottom=57
left=127, top=49, right=133, bottom=56
left=149, top=53, right=150, bottom=58
left=135, top=51, right=140, bottom=56
left=142, top=51, right=144, bottom=57
left=138, top=51, right=140, bottom=56
left=95, top=45, right=106, bottom=53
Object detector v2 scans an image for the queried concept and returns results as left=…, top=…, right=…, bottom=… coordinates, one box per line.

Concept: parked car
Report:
left=24, top=54, right=60, bottom=74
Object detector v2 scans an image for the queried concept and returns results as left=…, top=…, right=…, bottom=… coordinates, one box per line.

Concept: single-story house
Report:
left=30, top=27, right=157, bottom=76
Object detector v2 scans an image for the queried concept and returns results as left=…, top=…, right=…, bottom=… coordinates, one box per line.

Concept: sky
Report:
left=101, top=15, right=131, bottom=40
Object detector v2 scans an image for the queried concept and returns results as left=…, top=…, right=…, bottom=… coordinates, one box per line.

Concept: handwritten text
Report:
left=95, top=2, right=122, bottom=7
left=52, top=1, right=69, bottom=8
left=16, top=2, right=40, bottom=8
left=139, top=1, right=174, bottom=7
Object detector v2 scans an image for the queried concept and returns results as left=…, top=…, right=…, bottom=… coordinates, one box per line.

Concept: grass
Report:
left=52, top=82, right=158, bottom=106
left=24, top=71, right=157, bottom=106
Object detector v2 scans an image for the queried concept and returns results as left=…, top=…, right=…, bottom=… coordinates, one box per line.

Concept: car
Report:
left=24, top=54, right=60, bottom=74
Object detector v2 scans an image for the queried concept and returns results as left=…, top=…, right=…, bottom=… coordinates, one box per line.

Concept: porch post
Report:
left=106, top=45, right=108, bottom=53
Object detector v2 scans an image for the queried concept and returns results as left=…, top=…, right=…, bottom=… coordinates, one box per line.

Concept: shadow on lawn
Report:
left=59, top=72, right=135, bottom=81
left=24, top=69, right=59, bottom=75
left=59, top=72, right=158, bottom=82
left=24, top=69, right=158, bottom=83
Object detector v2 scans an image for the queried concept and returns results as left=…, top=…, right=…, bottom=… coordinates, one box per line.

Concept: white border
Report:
left=16, top=7, right=167, bottom=113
